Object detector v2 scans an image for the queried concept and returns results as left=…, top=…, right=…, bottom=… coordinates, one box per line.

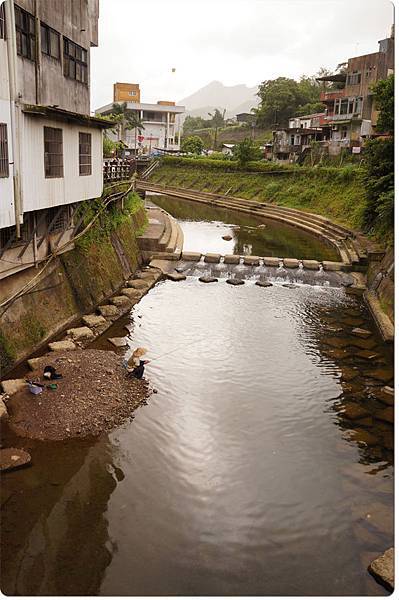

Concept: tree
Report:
left=233, top=138, right=262, bottom=165
left=372, top=74, right=394, bottom=134
left=208, top=108, right=226, bottom=149
left=361, top=75, right=394, bottom=240
left=182, top=115, right=211, bottom=135
left=181, top=135, right=204, bottom=155
left=254, top=77, right=306, bottom=128
left=109, top=102, right=144, bottom=153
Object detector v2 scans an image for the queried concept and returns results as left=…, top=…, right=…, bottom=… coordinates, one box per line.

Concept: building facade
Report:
left=96, top=83, right=185, bottom=154
left=272, top=32, right=394, bottom=162
left=0, top=0, right=111, bottom=280
left=318, top=33, right=394, bottom=155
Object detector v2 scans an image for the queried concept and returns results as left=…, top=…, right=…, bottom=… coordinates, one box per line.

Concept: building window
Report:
left=0, top=3, right=5, bottom=39
left=128, top=91, right=136, bottom=97
left=341, top=127, right=348, bottom=140
left=44, top=126, right=63, bottom=178
left=63, top=37, right=88, bottom=83
left=354, top=97, right=363, bottom=114
left=41, top=23, right=60, bottom=59
left=0, top=123, right=9, bottom=178
left=347, top=72, right=361, bottom=86
left=15, top=4, right=36, bottom=60
left=339, top=99, right=349, bottom=115
left=79, top=132, right=91, bottom=176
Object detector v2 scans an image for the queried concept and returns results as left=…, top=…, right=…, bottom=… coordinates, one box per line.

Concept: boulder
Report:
left=368, top=548, right=394, bottom=591
left=82, top=314, right=107, bottom=328
left=302, top=260, right=320, bottom=270
left=110, top=295, right=131, bottom=307
left=283, top=258, right=300, bottom=269
left=167, top=272, right=187, bottom=281
left=243, top=256, right=260, bottom=266
left=27, top=357, right=43, bottom=371
left=204, top=253, right=221, bottom=263
left=226, top=279, right=245, bottom=286
left=352, top=327, right=372, bottom=338
left=223, top=255, right=240, bottom=264
left=1, top=379, right=27, bottom=396
left=263, top=257, right=281, bottom=267
left=49, top=340, right=76, bottom=352
left=375, top=407, right=394, bottom=424
left=282, top=283, right=299, bottom=289
left=0, top=448, right=31, bottom=472
left=222, top=235, right=232, bottom=241
left=98, top=305, right=120, bottom=318
left=121, top=288, right=142, bottom=299
left=255, top=280, right=273, bottom=287
left=108, top=337, right=128, bottom=348
left=0, top=399, right=8, bottom=420
left=340, top=402, right=370, bottom=420
left=181, top=252, right=202, bottom=262
left=66, top=326, right=95, bottom=341
left=199, top=276, right=218, bottom=283
left=127, top=279, right=149, bottom=290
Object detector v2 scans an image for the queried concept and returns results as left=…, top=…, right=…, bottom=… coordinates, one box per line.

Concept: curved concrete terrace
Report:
left=137, top=180, right=374, bottom=269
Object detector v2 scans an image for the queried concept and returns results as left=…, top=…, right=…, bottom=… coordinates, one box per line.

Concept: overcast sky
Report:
left=90, top=0, right=394, bottom=111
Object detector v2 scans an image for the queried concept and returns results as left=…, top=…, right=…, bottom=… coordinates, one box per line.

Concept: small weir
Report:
left=172, top=257, right=352, bottom=287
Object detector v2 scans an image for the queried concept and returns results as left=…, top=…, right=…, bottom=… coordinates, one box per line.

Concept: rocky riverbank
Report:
left=4, top=350, right=149, bottom=441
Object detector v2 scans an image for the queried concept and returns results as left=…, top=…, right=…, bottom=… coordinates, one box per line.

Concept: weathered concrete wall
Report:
left=367, top=249, right=394, bottom=323
left=0, top=206, right=146, bottom=375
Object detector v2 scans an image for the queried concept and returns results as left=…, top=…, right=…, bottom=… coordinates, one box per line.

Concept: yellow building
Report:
left=113, top=82, right=141, bottom=103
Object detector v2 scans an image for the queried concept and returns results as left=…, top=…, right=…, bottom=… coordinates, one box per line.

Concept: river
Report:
left=0, top=197, right=393, bottom=596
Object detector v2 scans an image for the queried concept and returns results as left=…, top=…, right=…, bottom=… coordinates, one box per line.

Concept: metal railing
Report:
left=103, top=159, right=133, bottom=183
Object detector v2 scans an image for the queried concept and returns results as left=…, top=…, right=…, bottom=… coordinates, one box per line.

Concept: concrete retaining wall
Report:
left=0, top=207, right=147, bottom=376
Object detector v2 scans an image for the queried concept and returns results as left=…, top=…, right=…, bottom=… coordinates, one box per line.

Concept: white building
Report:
left=0, top=0, right=112, bottom=280
left=96, top=98, right=185, bottom=154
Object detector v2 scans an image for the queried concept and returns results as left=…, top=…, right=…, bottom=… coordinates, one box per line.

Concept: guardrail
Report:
left=103, top=159, right=133, bottom=183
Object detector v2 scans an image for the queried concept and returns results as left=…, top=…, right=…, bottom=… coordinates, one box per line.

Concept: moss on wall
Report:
left=0, top=200, right=147, bottom=375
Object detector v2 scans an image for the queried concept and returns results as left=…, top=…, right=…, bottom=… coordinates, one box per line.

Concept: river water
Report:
left=0, top=198, right=393, bottom=596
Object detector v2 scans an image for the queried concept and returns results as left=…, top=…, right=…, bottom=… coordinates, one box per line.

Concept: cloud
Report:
left=90, top=0, right=393, bottom=110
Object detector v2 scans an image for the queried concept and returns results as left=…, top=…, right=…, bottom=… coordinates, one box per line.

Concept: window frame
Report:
left=0, top=122, right=9, bottom=178
left=0, top=2, right=6, bottom=40
left=78, top=131, right=92, bottom=176
left=63, top=36, right=88, bottom=84
left=44, top=126, right=64, bottom=179
left=41, top=22, right=60, bottom=60
left=15, top=4, right=36, bottom=61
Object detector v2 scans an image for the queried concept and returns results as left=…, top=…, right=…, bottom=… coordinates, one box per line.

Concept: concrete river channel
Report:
left=1, top=195, right=394, bottom=596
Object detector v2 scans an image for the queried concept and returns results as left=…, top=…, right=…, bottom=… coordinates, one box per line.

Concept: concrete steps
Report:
left=139, top=181, right=367, bottom=267
left=138, top=206, right=183, bottom=260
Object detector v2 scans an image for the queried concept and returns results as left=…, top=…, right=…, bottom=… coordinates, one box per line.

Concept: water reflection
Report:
left=149, top=194, right=339, bottom=261
left=1, top=434, right=120, bottom=596
left=1, top=283, right=393, bottom=596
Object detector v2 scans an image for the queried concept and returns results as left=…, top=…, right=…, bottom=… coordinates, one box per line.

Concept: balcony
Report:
left=330, top=112, right=362, bottom=122
left=274, top=144, right=302, bottom=154
left=319, top=89, right=346, bottom=102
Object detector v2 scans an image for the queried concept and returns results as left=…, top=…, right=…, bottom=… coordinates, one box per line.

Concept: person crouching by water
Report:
left=127, top=347, right=150, bottom=379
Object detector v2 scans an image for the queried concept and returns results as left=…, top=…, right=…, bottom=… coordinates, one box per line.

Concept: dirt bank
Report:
left=5, top=349, right=149, bottom=441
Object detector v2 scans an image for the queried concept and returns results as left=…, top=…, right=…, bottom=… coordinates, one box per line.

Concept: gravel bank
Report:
left=6, top=350, right=149, bottom=441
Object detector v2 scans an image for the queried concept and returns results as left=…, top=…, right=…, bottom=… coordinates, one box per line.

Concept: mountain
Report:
left=179, top=80, right=259, bottom=119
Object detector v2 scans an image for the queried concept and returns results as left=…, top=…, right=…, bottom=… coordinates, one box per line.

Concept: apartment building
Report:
left=317, top=32, right=394, bottom=154
left=0, top=0, right=112, bottom=280
left=96, top=83, right=185, bottom=154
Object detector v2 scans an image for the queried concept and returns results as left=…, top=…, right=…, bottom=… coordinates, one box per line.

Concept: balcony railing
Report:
left=319, top=89, right=346, bottom=102
left=103, top=159, right=133, bottom=183
left=330, top=112, right=361, bottom=122
left=274, top=144, right=302, bottom=153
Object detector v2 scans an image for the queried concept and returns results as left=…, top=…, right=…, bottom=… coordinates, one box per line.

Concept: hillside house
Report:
left=0, top=0, right=112, bottom=280
left=317, top=31, right=394, bottom=154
